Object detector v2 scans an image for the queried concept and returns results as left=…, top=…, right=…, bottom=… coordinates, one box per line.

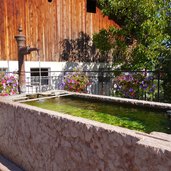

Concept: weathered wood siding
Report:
left=0, top=0, right=119, bottom=61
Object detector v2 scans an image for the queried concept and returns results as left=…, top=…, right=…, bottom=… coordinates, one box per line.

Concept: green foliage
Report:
left=93, top=29, right=112, bottom=53
left=93, top=0, right=171, bottom=70
left=160, top=48, right=171, bottom=102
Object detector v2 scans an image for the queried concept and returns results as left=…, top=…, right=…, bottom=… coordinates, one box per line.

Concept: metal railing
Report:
left=24, top=70, right=163, bottom=102
left=0, top=70, right=163, bottom=101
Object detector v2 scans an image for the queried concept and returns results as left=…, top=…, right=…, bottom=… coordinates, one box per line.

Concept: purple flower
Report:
left=149, top=88, right=154, bottom=93
left=7, top=79, right=12, bottom=84
left=129, top=88, right=134, bottom=92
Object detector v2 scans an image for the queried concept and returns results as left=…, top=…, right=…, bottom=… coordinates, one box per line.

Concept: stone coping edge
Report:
left=4, top=90, right=171, bottom=110
left=73, top=92, right=171, bottom=110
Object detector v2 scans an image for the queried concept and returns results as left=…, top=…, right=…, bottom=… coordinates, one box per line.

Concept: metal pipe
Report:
left=15, top=26, right=39, bottom=94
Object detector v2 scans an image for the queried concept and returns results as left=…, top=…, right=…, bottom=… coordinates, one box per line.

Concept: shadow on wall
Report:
left=62, top=62, right=112, bottom=71
left=60, top=32, right=111, bottom=63
left=53, top=61, right=113, bottom=95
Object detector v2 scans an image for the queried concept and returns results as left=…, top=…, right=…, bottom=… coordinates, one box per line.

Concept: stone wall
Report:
left=0, top=98, right=171, bottom=171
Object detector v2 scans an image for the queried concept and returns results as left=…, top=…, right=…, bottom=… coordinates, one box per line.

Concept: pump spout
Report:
left=19, top=46, right=39, bottom=55
left=28, top=47, right=39, bottom=53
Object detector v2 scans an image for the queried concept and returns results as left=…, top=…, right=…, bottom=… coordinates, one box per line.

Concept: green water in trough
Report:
left=25, top=97, right=171, bottom=133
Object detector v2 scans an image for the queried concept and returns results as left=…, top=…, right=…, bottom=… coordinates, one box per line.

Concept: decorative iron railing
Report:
left=24, top=70, right=163, bottom=102
left=0, top=70, right=164, bottom=101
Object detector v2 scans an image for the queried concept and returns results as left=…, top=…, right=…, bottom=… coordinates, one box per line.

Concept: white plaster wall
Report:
left=0, top=60, right=113, bottom=83
left=0, top=61, right=18, bottom=72
left=0, top=61, right=112, bottom=74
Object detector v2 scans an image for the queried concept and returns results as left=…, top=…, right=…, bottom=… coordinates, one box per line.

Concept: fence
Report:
left=0, top=70, right=163, bottom=101
left=24, top=70, right=163, bottom=102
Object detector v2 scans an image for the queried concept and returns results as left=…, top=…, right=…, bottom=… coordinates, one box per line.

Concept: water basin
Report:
left=25, top=96, right=171, bottom=133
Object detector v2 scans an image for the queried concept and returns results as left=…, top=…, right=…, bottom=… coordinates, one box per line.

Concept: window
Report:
left=0, top=68, right=7, bottom=72
left=87, top=0, right=96, bottom=13
left=30, top=68, right=49, bottom=85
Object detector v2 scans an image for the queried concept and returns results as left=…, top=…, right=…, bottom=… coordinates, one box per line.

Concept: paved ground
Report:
left=0, top=155, right=24, bottom=171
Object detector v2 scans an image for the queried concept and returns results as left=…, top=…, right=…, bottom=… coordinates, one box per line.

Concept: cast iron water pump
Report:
left=15, top=26, right=39, bottom=93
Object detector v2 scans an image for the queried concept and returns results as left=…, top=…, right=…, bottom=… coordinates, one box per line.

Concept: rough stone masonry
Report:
left=0, top=97, right=171, bottom=171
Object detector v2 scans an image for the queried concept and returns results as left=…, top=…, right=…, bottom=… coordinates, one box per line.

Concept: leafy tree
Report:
left=159, top=44, right=171, bottom=102
left=93, top=0, right=171, bottom=70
